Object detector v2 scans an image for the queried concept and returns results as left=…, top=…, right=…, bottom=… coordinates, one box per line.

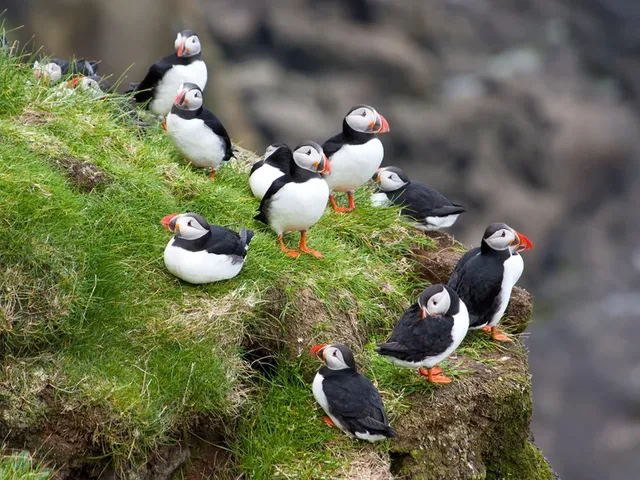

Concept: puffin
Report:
left=161, top=212, right=253, bottom=284
left=131, top=30, right=208, bottom=117
left=372, top=166, right=467, bottom=231
left=33, top=58, right=99, bottom=85
left=376, top=285, right=469, bottom=384
left=164, top=83, right=233, bottom=180
left=67, top=75, right=113, bottom=96
left=310, top=343, right=397, bottom=442
left=248, top=143, right=292, bottom=200
left=321, top=105, right=390, bottom=212
left=447, top=223, right=533, bottom=342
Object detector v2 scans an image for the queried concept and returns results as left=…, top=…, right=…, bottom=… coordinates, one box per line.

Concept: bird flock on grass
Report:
left=22, top=29, right=534, bottom=443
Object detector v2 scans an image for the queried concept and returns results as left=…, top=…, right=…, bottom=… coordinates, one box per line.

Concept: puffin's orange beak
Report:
left=317, top=155, right=331, bottom=174
left=515, top=231, right=534, bottom=252
left=376, top=114, right=390, bottom=133
left=309, top=343, right=329, bottom=359
left=68, top=77, right=81, bottom=88
left=174, top=89, right=187, bottom=106
left=421, top=307, right=427, bottom=319
left=177, top=39, right=186, bottom=57
left=161, top=213, right=179, bottom=231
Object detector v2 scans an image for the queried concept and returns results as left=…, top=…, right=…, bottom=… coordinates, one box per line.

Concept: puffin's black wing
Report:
left=203, top=225, right=251, bottom=257
left=200, top=109, right=234, bottom=161
left=254, top=176, right=288, bottom=224
left=449, top=247, right=480, bottom=284
left=133, top=54, right=176, bottom=104
left=322, top=372, right=396, bottom=438
left=391, top=183, right=466, bottom=221
left=448, top=254, right=503, bottom=327
left=321, top=132, right=346, bottom=159
left=377, top=304, right=455, bottom=361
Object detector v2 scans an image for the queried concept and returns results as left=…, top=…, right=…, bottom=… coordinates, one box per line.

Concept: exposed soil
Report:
left=52, top=156, right=111, bottom=193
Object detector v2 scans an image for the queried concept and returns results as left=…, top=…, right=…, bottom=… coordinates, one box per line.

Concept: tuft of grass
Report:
left=0, top=450, right=52, bottom=479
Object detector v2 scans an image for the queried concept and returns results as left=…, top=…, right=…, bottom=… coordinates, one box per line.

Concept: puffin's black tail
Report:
left=239, top=227, right=254, bottom=249
left=254, top=210, right=268, bottom=225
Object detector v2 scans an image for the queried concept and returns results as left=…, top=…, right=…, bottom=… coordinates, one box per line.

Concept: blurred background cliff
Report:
left=3, top=0, right=640, bottom=478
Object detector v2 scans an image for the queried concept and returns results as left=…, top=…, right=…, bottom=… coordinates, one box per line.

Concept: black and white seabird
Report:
left=310, top=343, right=397, bottom=442
left=372, top=166, right=467, bottom=231
left=66, top=75, right=113, bottom=96
left=33, top=58, right=99, bottom=86
left=254, top=141, right=330, bottom=258
left=161, top=212, right=253, bottom=284
left=249, top=143, right=291, bottom=200
left=322, top=105, right=390, bottom=212
left=447, top=223, right=533, bottom=342
left=165, top=83, right=233, bottom=179
left=132, top=30, right=207, bottom=117
left=376, top=285, right=469, bottom=384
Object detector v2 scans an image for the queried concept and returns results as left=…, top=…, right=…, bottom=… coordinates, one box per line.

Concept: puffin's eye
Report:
left=332, top=351, right=337, bottom=357
left=501, top=231, right=506, bottom=237
left=306, top=149, right=311, bottom=155
left=360, top=111, right=367, bottom=117
left=188, top=221, right=192, bottom=227
left=192, top=38, right=196, bottom=43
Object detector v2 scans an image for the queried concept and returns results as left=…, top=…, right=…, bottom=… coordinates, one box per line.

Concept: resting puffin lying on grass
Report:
left=310, top=343, right=396, bottom=442
left=161, top=212, right=252, bottom=284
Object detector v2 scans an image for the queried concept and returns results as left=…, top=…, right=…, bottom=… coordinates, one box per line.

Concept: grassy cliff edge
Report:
left=0, top=53, right=553, bottom=479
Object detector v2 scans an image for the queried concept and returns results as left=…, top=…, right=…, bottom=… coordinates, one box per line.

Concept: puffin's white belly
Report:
left=249, top=164, right=285, bottom=199
left=163, top=239, right=243, bottom=284
left=150, top=60, right=208, bottom=117
left=312, top=373, right=348, bottom=432
left=370, top=192, right=390, bottom=207
left=267, top=178, right=329, bottom=234
left=489, top=253, right=524, bottom=327
left=323, top=139, right=384, bottom=192
left=166, top=113, right=225, bottom=169
left=415, top=214, right=461, bottom=231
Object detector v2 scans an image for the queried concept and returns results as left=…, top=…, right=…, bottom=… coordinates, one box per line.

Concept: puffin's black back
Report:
left=447, top=247, right=509, bottom=328
left=172, top=224, right=252, bottom=259
left=385, top=182, right=466, bottom=220
left=250, top=145, right=293, bottom=176
left=320, top=368, right=396, bottom=438
left=322, top=117, right=376, bottom=158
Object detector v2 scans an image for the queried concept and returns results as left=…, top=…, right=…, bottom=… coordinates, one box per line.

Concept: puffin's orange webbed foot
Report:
left=323, top=416, right=336, bottom=427
left=419, top=367, right=452, bottom=384
left=299, top=231, right=324, bottom=258
left=209, top=170, right=216, bottom=180
left=161, top=120, right=167, bottom=131
left=278, top=235, right=300, bottom=258
left=481, top=326, right=492, bottom=333
left=329, top=194, right=350, bottom=213
left=491, top=327, right=513, bottom=342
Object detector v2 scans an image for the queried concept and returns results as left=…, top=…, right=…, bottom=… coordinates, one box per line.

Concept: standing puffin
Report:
left=249, top=143, right=292, bottom=200
left=161, top=212, right=253, bottom=284
left=376, top=285, right=469, bottom=384
left=372, top=166, right=466, bottom=231
left=165, top=83, right=233, bottom=179
left=322, top=105, right=390, bottom=212
left=310, top=343, right=397, bottom=442
left=132, top=30, right=207, bottom=117
left=254, top=141, right=330, bottom=258
left=447, top=223, right=533, bottom=342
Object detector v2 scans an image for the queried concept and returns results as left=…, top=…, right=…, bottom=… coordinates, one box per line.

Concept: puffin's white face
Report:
left=375, top=169, right=408, bottom=191
left=485, top=227, right=518, bottom=252
left=175, top=32, right=202, bottom=58
left=173, top=84, right=203, bottom=110
left=33, top=61, right=62, bottom=85
left=172, top=214, right=209, bottom=240
left=421, top=288, right=451, bottom=317
left=292, top=142, right=331, bottom=174
left=320, top=346, right=351, bottom=371
left=345, top=105, right=390, bottom=134
left=78, top=77, right=100, bottom=92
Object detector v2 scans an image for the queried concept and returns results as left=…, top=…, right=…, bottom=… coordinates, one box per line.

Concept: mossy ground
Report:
left=0, top=47, right=551, bottom=479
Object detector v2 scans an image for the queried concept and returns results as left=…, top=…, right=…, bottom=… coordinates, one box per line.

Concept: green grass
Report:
left=0, top=451, right=52, bottom=479
left=0, top=50, right=431, bottom=474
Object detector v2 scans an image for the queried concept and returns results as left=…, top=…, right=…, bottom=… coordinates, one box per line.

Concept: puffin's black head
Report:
left=173, top=82, right=203, bottom=110
left=309, top=343, right=356, bottom=371
left=161, top=212, right=210, bottom=240
left=264, top=142, right=290, bottom=160
left=293, top=141, right=331, bottom=174
left=482, top=223, right=534, bottom=253
left=174, top=30, right=201, bottom=58
left=416, top=284, right=454, bottom=319
left=344, top=104, right=390, bottom=134
left=372, top=166, right=410, bottom=191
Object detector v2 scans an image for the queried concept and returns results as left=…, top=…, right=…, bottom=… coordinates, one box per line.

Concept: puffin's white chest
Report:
left=150, top=60, right=208, bottom=117
left=249, top=164, right=285, bottom=199
left=312, top=373, right=347, bottom=431
left=490, top=253, right=524, bottom=326
left=419, top=214, right=461, bottom=231
left=166, top=113, right=226, bottom=169
left=267, top=178, right=329, bottom=234
left=163, top=239, right=243, bottom=284
left=370, top=192, right=390, bottom=207
left=323, top=139, right=384, bottom=192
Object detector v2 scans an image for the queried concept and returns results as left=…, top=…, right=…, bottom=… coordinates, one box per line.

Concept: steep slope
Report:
left=0, top=54, right=552, bottom=479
